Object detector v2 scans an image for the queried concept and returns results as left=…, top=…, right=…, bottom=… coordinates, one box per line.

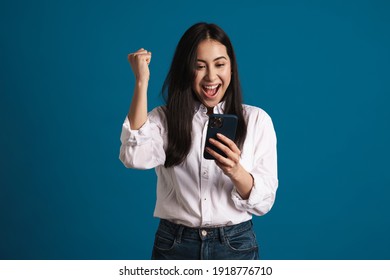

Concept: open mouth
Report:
left=202, top=84, right=221, bottom=98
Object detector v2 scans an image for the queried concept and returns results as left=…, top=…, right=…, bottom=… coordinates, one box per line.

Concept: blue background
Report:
left=1, top=0, right=389, bottom=259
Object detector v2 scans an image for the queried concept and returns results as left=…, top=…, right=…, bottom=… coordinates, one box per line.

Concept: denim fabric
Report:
left=151, top=219, right=259, bottom=260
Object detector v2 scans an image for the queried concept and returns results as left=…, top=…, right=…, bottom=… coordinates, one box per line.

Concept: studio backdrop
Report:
left=1, top=0, right=389, bottom=259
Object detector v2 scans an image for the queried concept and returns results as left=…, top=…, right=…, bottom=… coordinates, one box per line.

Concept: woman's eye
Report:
left=197, top=65, right=206, bottom=69
left=216, top=63, right=225, bottom=68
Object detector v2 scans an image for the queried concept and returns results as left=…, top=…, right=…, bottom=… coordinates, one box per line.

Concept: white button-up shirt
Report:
left=119, top=102, right=278, bottom=227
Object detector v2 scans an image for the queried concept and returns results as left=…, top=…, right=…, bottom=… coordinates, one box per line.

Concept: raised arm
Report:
left=120, top=49, right=166, bottom=169
left=127, top=48, right=152, bottom=130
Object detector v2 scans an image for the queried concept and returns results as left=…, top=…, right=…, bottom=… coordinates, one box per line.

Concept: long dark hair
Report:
left=162, top=22, right=247, bottom=168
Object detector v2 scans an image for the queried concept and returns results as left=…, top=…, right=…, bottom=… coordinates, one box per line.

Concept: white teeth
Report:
left=203, top=85, right=219, bottom=89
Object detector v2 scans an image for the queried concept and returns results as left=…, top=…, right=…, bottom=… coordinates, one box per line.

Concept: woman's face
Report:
left=193, top=39, right=231, bottom=112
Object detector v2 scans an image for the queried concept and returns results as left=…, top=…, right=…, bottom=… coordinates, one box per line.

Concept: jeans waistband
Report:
left=158, top=219, right=253, bottom=242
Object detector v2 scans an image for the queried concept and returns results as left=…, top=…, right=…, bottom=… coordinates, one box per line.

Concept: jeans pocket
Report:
left=153, top=232, right=176, bottom=251
left=224, top=229, right=258, bottom=253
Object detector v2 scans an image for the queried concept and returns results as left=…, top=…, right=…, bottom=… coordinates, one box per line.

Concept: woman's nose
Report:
left=205, top=67, right=217, bottom=81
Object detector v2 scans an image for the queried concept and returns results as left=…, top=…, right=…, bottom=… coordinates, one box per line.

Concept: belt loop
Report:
left=176, top=225, right=184, bottom=244
left=218, top=226, right=226, bottom=244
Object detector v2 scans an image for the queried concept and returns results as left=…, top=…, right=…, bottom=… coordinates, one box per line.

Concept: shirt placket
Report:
left=200, top=113, right=213, bottom=226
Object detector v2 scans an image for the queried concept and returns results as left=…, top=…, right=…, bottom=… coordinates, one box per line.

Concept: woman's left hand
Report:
left=205, top=133, right=242, bottom=180
left=206, top=133, right=254, bottom=199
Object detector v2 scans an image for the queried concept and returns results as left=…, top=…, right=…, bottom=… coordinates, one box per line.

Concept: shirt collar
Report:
left=194, top=101, right=226, bottom=114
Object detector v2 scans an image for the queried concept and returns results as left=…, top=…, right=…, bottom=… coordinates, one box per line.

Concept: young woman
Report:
left=119, top=22, right=278, bottom=260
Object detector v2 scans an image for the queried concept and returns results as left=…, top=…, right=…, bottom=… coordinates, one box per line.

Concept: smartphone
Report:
left=203, top=114, right=238, bottom=160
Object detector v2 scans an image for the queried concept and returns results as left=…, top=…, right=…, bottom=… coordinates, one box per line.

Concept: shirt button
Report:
left=201, top=230, right=207, bottom=237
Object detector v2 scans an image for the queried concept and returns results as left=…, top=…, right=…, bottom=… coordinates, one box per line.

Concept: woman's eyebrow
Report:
left=197, top=56, right=228, bottom=63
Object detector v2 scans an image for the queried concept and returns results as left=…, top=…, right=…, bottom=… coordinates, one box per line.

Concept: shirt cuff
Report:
left=120, top=117, right=152, bottom=146
left=231, top=183, right=262, bottom=209
left=231, top=171, right=272, bottom=210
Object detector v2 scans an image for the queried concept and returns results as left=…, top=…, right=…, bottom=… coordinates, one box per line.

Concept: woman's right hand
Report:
left=128, top=48, right=152, bottom=82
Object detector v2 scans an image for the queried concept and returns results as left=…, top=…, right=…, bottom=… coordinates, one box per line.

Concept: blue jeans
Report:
left=151, top=219, right=259, bottom=260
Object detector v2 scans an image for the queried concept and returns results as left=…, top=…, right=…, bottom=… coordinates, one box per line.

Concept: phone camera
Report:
left=210, top=117, right=223, bottom=128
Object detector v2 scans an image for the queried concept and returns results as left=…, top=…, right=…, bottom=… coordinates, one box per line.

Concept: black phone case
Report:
left=203, top=114, right=238, bottom=160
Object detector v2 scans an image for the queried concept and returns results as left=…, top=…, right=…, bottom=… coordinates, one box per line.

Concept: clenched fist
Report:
left=128, top=48, right=152, bottom=82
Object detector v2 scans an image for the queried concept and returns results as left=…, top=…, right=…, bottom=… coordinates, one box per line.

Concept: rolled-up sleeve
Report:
left=119, top=108, right=166, bottom=169
left=231, top=111, right=278, bottom=216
